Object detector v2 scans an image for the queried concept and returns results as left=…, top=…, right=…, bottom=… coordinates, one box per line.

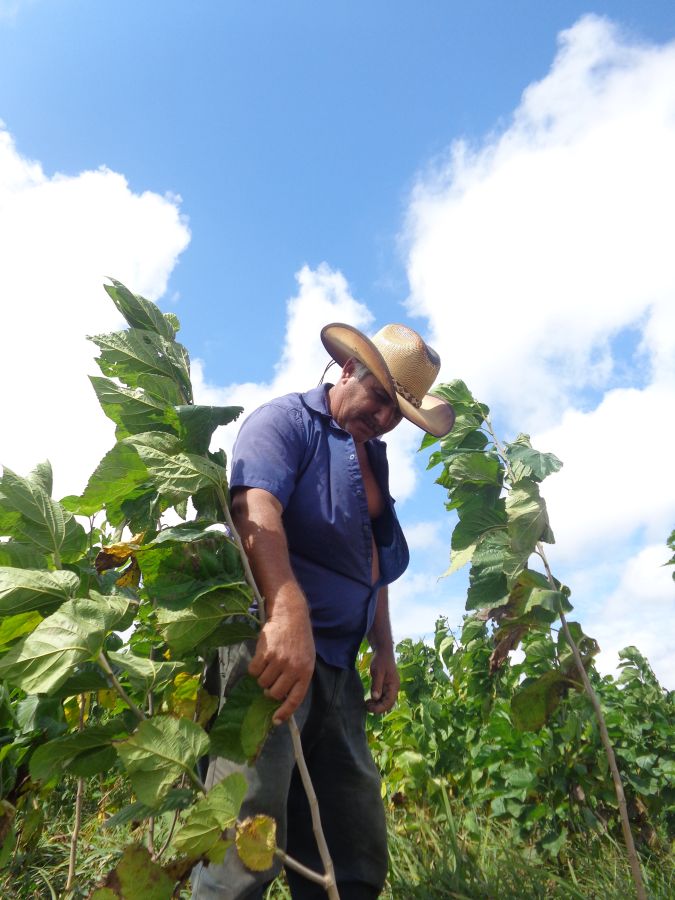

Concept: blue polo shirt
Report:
left=229, top=384, right=409, bottom=669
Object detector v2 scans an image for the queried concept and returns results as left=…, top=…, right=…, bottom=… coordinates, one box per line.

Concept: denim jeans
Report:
left=190, top=643, right=388, bottom=899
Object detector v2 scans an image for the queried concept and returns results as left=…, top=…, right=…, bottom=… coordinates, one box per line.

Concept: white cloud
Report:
left=534, top=383, right=675, bottom=565
left=0, top=126, right=190, bottom=498
left=194, top=263, right=423, bottom=502
left=400, top=15, right=675, bottom=687
left=405, top=14, right=675, bottom=429
left=389, top=569, right=466, bottom=646
left=585, top=544, right=674, bottom=689
left=402, top=520, right=444, bottom=554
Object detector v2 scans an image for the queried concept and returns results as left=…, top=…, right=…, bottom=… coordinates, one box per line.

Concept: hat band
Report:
left=393, top=379, right=422, bottom=409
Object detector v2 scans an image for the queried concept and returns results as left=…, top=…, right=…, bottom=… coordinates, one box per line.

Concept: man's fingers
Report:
left=272, top=680, right=307, bottom=725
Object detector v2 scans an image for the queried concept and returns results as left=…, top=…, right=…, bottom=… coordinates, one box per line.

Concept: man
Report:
left=191, top=322, right=454, bottom=899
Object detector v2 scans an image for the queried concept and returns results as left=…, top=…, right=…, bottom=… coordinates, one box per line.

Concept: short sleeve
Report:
left=230, top=401, right=307, bottom=509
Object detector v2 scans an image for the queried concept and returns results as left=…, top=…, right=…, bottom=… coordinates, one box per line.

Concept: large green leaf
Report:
left=62, top=443, right=150, bottom=518
left=511, top=670, right=571, bottom=731
left=90, top=327, right=192, bottom=403
left=137, top=526, right=246, bottom=609
left=103, top=788, right=195, bottom=829
left=0, top=567, right=80, bottom=616
left=157, top=604, right=257, bottom=656
left=0, top=611, right=43, bottom=649
left=505, top=434, right=563, bottom=483
left=443, top=452, right=503, bottom=489
left=506, top=479, right=553, bottom=555
left=104, top=279, right=177, bottom=341
left=90, top=844, right=174, bottom=900
left=124, top=432, right=227, bottom=503
left=107, top=651, right=186, bottom=692
left=172, top=773, right=247, bottom=861
left=90, top=376, right=180, bottom=439
left=0, top=541, right=49, bottom=569
left=0, top=465, right=86, bottom=563
left=452, top=498, right=506, bottom=551
left=30, top=719, right=129, bottom=782
left=209, top=675, right=279, bottom=764
left=175, top=405, right=243, bottom=455
left=0, top=595, right=128, bottom=694
left=115, top=716, right=209, bottom=806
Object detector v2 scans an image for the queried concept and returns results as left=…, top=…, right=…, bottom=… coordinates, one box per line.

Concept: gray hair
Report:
left=350, top=360, right=371, bottom=381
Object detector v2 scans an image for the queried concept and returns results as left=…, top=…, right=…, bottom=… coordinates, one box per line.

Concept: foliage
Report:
left=365, top=377, right=674, bottom=876
left=0, top=279, right=278, bottom=896
left=365, top=624, right=674, bottom=862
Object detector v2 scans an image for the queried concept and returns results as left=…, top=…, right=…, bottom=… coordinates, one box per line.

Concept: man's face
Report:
left=331, top=363, right=403, bottom=443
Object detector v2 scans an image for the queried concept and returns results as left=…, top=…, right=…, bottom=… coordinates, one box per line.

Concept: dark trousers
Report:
left=191, top=644, right=388, bottom=899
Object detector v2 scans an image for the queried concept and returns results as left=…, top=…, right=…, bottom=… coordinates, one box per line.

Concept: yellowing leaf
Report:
left=235, top=815, right=277, bottom=872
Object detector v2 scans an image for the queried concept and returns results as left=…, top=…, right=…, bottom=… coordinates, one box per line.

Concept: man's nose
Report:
left=375, top=405, right=397, bottom=430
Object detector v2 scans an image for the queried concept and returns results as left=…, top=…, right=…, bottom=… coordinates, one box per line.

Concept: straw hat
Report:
left=320, top=322, right=455, bottom=437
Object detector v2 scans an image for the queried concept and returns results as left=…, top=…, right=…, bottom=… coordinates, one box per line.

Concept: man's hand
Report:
left=366, top=647, right=400, bottom=714
left=249, top=599, right=315, bottom=726
left=232, top=487, right=316, bottom=726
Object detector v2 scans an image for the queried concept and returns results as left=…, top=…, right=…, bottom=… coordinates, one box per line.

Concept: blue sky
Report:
left=1, top=1, right=674, bottom=685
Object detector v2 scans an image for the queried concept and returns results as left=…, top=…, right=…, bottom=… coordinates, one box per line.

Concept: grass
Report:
left=1, top=780, right=672, bottom=898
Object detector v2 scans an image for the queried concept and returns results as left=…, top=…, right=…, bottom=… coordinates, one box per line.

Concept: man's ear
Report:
left=341, top=357, right=357, bottom=381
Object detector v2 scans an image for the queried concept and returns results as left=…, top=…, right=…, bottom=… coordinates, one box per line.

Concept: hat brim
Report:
left=321, top=323, right=455, bottom=438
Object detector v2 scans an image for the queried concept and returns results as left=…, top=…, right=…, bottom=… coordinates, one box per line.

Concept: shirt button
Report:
left=349, top=453, right=355, bottom=460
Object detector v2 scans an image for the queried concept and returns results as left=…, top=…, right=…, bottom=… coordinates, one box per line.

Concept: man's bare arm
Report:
left=231, top=486, right=315, bottom=724
left=366, top=585, right=400, bottom=714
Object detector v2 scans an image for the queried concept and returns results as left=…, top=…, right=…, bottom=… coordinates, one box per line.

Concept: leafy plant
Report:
left=0, top=279, right=337, bottom=897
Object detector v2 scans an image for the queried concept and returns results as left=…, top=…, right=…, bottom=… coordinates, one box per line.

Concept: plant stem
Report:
left=65, top=695, right=87, bottom=891
left=536, top=541, right=646, bottom=900
left=275, top=848, right=331, bottom=889
left=215, top=484, right=339, bottom=897
left=288, top=717, right=339, bottom=899
left=97, top=652, right=146, bottom=722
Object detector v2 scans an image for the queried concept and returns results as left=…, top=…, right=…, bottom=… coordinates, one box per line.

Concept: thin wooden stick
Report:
left=288, top=717, right=339, bottom=899
left=537, top=542, right=647, bottom=900
left=65, top=695, right=87, bottom=891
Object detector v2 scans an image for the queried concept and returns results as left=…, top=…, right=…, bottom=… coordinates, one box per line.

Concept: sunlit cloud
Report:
left=0, top=126, right=190, bottom=498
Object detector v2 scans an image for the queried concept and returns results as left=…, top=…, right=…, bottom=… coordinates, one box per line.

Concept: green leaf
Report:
left=511, top=670, right=571, bottom=731
left=0, top=567, right=80, bottom=616
left=0, top=611, right=43, bottom=649
left=158, top=606, right=257, bottom=656
left=62, top=442, right=149, bottom=518
left=175, top=405, right=243, bottom=455
left=90, top=376, right=181, bottom=440
left=90, top=844, right=174, bottom=900
left=443, top=543, right=476, bottom=576
left=124, top=432, right=227, bottom=503
left=137, top=528, right=247, bottom=610
left=115, top=716, right=209, bottom=806
left=444, top=452, right=503, bottom=489
left=107, top=651, right=186, bottom=692
left=464, top=532, right=523, bottom=611
left=104, top=279, right=177, bottom=341
left=451, top=498, right=506, bottom=551
left=0, top=541, right=49, bottom=569
left=209, top=675, right=279, bottom=764
left=0, top=465, right=86, bottom=562
left=526, top=588, right=573, bottom=617
left=505, top=435, right=563, bottom=483
left=505, top=480, right=552, bottom=555
left=0, top=595, right=127, bottom=694
left=103, top=788, right=195, bottom=828
left=90, top=327, right=192, bottom=403
left=30, top=719, right=128, bottom=782
left=172, top=773, right=248, bottom=861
